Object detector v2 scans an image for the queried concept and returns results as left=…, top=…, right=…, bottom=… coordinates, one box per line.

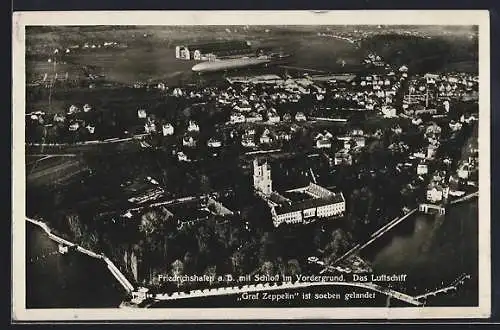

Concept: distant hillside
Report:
left=359, top=33, right=478, bottom=73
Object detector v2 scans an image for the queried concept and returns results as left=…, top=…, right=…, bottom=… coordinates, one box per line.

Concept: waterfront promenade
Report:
left=153, top=280, right=423, bottom=306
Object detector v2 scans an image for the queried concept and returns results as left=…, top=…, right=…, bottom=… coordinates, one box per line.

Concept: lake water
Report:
left=153, top=200, right=479, bottom=308
left=26, top=200, right=477, bottom=308
left=26, top=222, right=125, bottom=308
left=362, top=200, right=479, bottom=305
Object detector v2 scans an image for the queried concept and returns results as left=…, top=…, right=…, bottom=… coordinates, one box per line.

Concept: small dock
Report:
left=27, top=217, right=136, bottom=295
left=419, top=203, right=446, bottom=215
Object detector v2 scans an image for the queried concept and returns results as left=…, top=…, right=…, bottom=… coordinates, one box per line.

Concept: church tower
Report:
left=253, top=158, right=272, bottom=196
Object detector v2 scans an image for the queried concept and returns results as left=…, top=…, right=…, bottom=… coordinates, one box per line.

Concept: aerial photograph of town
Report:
left=23, top=24, right=480, bottom=310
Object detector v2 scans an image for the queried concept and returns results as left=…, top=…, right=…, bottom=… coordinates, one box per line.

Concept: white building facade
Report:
left=253, top=159, right=345, bottom=227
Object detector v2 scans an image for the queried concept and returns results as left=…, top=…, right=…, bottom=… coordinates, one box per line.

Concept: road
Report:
left=26, top=133, right=147, bottom=155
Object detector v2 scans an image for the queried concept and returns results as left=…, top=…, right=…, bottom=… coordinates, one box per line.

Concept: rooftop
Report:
left=184, top=40, right=251, bottom=53
left=282, top=190, right=316, bottom=203
left=275, top=193, right=345, bottom=215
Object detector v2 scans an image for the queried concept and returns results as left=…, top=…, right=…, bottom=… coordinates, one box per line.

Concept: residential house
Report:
left=427, top=145, right=437, bottom=159
left=425, top=123, right=442, bottom=137
left=83, top=104, right=92, bottom=112
left=283, top=113, right=292, bottom=122
left=460, top=114, right=478, bottom=124
left=457, top=164, right=470, bottom=179
left=352, top=136, right=366, bottom=148
left=183, top=135, right=197, bottom=147
left=246, top=112, right=263, bottom=123
left=351, top=128, right=364, bottom=136
left=267, top=109, right=280, bottom=123
left=86, top=125, right=95, bottom=134
left=313, top=132, right=332, bottom=149
left=260, top=129, right=272, bottom=145
left=242, top=129, right=256, bottom=147
left=413, top=151, right=426, bottom=159
left=162, top=123, right=175, bottom=136
left=334, top=150, right=353, bottom=166
left=187, top=120, right=200, bottom=132
left=234, top=100, right=252, bottom=112
left=449, top=121, right=463, bottom=132
left=177, top=151, right=189, bottom=162
left=391, top=124, right=403, bottom=135
left=68, top=105, right=80, bottom=115
left=69, top=121, right=80, bottom=131
left=426, top=183, right=449, bottom=203
left=382, top=106, right=397, bottom=118
left=207, top=137, right=222, bottom=148
left=144, top=119, right=157, bottom=134
left=443, top=100, right=450, bottom=112
left=172, top=88, right=183, bottom=97
left=323, top=130, right=334, bottom=140
left=137, top=109, right=147, bottom=119
left=316, top=139, right=332, bottom=149
left=313, top=132, right=324, bottom=141
left=412, top=118, right=423, bottom=125
left=230, top=113, right=246, bottom=124
left=276, top=130, right=292, bottom=141
left=242, top=136, right=256, bottom=148
left=53, top=113, right=66, bottom=123
left=372, top=129, right=384, bottom=139
left=417, top=163, right=428, bottom=175
left=295, top=112, right=307, bottom=122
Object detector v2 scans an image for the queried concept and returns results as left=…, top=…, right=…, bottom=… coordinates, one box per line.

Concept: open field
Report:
left=25, top=25, right=478, bottom=117
left=26, top=25, right=478, bottom=83
left=26, top=155, right=89, bottom=187
left=26, top=27, right=359, bottom=85
left=71, top=47, right=196, bottom=84
left=25, top=26, right=477, bottom=118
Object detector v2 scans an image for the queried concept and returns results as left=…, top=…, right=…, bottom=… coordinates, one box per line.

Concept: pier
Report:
left=332, top=208, right=418, bottom=265
left=418, top=190, right=478, bottom=215
left=26, top=217, right=135, bottom=294
left=419, top=203, right=446, bottom=215
left=153, top=280, right=423, bottom=306
left=450, top=191, right=478, bottom=205
left=415, top=274, right=471, bottom=301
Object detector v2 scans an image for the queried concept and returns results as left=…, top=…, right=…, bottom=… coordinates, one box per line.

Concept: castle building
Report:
left=253, top=158, right=345, bottom=227
left=253, top=159, right=273, bottom=196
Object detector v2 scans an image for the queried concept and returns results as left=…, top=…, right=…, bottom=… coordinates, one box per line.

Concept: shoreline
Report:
left=26, top=197, right=476, bottom=308
left=26, top=217, right=135, bottom=294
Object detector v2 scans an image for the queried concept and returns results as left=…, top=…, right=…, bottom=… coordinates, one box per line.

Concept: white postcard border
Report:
left=12, top=10, right=491, bottom=321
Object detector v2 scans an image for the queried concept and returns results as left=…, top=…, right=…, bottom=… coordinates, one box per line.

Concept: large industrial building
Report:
left=253, top=159, right=346, bottom=227
left=175, top=40, right=253, bottom=61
